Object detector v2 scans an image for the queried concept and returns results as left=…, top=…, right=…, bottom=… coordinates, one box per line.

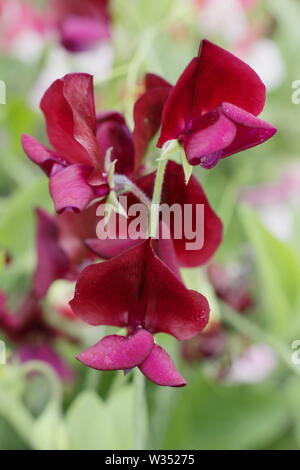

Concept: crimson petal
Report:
left=184, top=103, right=276, bottom=167
left=220, top=102, right=277, bottom=158
left=137, top=162, right=223, bottom=267
left=139, top=345, right=187, bottom=387
left=133, top=81, right=171, bottom=165
left=40, top=74, right=98, bottom=167
left=33, top=209, right=70, bottom=297
left=77, top=328, right=154, bottom=371
left=49, top=164, right=94, bottom=213
left=96, top=111, right=135, bottom=176
left=21, top=134, right=64, bottom=176
left=85, top=237, right=141, bottom=259
left=183, top=108, right=236, bottom=167
left=158, top=39, right=266, bottom=147
left=70, top=239, right=209, bottom=340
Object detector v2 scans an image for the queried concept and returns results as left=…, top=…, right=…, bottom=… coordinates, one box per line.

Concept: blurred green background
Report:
left=1, top=0, right=300, bottom=450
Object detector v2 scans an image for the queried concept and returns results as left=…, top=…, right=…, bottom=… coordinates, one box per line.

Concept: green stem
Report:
left=150, top=159, right=167, bottom=238
left=133, top=369, right=148, bottom=450
left=221, top=307, right=300, bottom=377
left=0, top=393, right=34, bottom=446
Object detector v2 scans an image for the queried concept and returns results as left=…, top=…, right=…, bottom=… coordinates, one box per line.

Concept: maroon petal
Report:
left=145, top=73, right=172, bottom=90
left=87, top=161, right=222, bottom=267
left=70, top=239, right=209, bottom=340
left=60, top=15, right=109, bottom=52
left=41, top=74, right=98, bottom=167
left=49, top=164, right=94, bottom=213
left=85, top=237, right=141, bottom=259
left=158, top=57, right=198, bottom=147
left=183, top=108, right=237, bottom=168
left=21, top=134, right=65, bottom=176
left=184, top=103, right=276, bottom=167
left=96, top=111, right=135, bottom=176
left=77, top=328, right=154, bottom=371
left=219, top=102, right=277, bottom=158
left=18, top=344, right=75, bottom=382
left=53, top=0, right=111, bottom=52
left=33, top=209, right=70, bottom=297
left=57, top=204, right=98, bottom=268
left=133, top=83, right=171, bottom=165
left=158, top=39, right=266, bottom=147
left=137, top=162, right=223, bottom=267
left=139, top=345, right=186, bottom=387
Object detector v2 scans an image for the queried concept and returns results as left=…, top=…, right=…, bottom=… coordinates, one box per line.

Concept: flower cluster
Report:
left=20, top=39, right=276, bottom=386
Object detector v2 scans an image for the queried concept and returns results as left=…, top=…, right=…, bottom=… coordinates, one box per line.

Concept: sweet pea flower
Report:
left=157, top=39, right=277, bottom=169
left=0, top=291, right=74, bottom=381
left=0, top=0, right=48, bottom=61
left=22, top=72, right=170, bottom=214
left=182, top=322, right=226, bottom=363
left=70, top=238, right=210, bottom=387
left=33, top=206, right=98, bottom=297
left=51, top=0, right=111, bottom=52
left=207, top=262, right=254, bottom=313
left=87, top=161, right=222, bottom=268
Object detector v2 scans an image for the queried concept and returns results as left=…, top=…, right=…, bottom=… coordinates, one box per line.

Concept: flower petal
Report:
left=158, top=39, right=266, bottom=147
left=21, top=134, right=64, bottom=176
left=137, top=162, right=223, bottom=267
left=133, top=84, right=171, bottom=165
left=139, top=345, right=186, bottom=387
left=18, top=344, right=75, bottom=382
left=220, top=102, right=277, bottom=158
left=183, top=108, right=237, bottom=167
left=59, top=15, right=109, bottom=52
left=49, top=164, right=94, bottom=213
left=76, top=328, right=154, bottom=371
left=33, top=209, right=70, bottom=297
left=145, top=73, right=172, bottom=90
left=40, top=73, right=98, bottom=166
left=96, top=111, right=135, bottom=176
left=70, top=239, right=210, bottom=340
left=87, top=161, right=222, bottom=267
left=85, top=237, right=141, bottom=259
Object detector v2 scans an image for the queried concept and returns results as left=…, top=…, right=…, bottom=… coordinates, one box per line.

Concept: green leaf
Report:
left=31, top=402, right=68, bottom=451
left=0, top=177, right=51, bottom=257
left=239, top=205, right=300, bottom=337
left=162, top=374, right=289, bottom=450
left=0, top=416, right=29, bottom=450
left=66, top=386, right=135, bottom=450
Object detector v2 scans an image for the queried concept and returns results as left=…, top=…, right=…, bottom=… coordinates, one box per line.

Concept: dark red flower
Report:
left=0, top=290, right=75, bottom=381
left=22, top=73, right=170, bottom=213
left=70, top=238, right=210, bottom=386
left=132, top=73, right=172, bottom=168
left=182, top=322, right=226, bottom=363
left=87, top=161, right=223, bottom=268
left=33, top=206, right=98, bottom=297
left=158, top=39, right=277, bottom=169
left=0, top=291, right=60, bottom=344
left=207, top=262, right=254, bottom=313
left=18, top=344, right=75, bottom=382
left=51, top=0, right=111, bottom=52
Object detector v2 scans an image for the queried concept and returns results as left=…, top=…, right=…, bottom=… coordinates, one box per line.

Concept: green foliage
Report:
left=162, top=374, right=289, bottom=450
left=239, top=205, right=300, bottom=338
left=66, top=386, right=135, bottom=450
